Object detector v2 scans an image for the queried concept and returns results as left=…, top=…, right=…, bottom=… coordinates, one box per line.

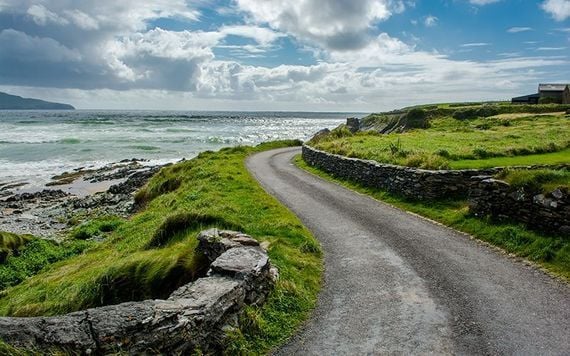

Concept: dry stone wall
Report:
left=469, top=179, right=570, bottom=236
left=302, top=145, right=498, bottom=200
left=0, top=229, right=278, bottom=354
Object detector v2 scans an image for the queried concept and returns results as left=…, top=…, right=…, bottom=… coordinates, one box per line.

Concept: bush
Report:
left=539, top=96, right=562, bottom=104
left=0, top=232, right=33, bottom=263
left=405, top=108, right=429, bottom=128
left=147, top=212, right=239, bottom=248
left=71, top=216, right=124, bottom=240
left=403, top=152, right=451, bottom=170
left=496, top=169, right=570, bottom=193
left=0, top=239, right=93, bottom=291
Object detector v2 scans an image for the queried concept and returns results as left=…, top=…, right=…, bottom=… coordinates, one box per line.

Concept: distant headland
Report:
left=0, top=92, right=74, bottom=110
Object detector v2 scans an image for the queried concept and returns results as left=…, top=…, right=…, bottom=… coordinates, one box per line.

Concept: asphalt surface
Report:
left=246, top=147, right=570, bottom=356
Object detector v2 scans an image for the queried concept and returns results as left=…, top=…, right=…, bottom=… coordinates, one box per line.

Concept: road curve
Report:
left=246, top=147, right=570, bottom=355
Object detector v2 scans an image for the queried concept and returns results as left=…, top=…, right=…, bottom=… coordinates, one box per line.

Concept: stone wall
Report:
left=0, top=229, right=278, bottom=354
left=302, top=145, right=498, bottom=200
left=469, top=179, right=570, bottom=236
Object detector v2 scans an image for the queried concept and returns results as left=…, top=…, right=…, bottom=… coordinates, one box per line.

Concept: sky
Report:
left=0, top=0, right=569, bottom=111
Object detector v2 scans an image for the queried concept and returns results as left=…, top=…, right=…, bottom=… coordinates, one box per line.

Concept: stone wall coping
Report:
left=303, top=144, right=569, bottom=173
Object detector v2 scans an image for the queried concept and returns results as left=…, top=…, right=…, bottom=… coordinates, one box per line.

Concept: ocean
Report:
left=0, top=110, right=360, bottom=188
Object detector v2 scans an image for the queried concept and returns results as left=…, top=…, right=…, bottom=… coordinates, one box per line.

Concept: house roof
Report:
left=538, top=83, right=569, bottom=92
left=512, top=93, right=540, bottom=100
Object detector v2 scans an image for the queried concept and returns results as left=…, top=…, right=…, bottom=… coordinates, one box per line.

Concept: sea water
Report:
left=0, top=110, right=359, bottom=187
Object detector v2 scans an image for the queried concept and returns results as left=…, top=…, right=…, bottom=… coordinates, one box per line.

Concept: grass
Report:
left=0, top=237, right=93, bottom=292
left=0, top=231, right=33, bottom=260
left=295, top=155, right=570, bottom=280
left=450, top=149, right=570, bottom=169
left=0, top=140, right=322, bottom=354
left=312, top=112, right=570, bottom=170
left=496, top=168, right=570, bottom=193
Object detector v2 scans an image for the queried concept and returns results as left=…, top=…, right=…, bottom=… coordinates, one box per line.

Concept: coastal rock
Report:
left=309, top=128, right=331, bottom=142
left=346, top=117, right=360, bottom=133
left=0, top=229, right=277, bottom=354
left=0, top=162, right=163, bottom=238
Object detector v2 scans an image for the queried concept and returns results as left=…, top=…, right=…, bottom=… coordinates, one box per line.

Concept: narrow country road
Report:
left=246, top=147, right=570, bottom=355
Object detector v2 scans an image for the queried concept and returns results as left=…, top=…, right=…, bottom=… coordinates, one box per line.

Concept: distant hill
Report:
left=0, top=92, right=75, bottom=110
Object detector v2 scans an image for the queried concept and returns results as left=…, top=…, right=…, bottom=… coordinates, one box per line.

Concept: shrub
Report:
left=403, top=152, right=451, bottom=170
left=147, top=212, right=240, bottom=248
left=0, top=238, right=93, bottom=291
left=539, top=96, right=562, bottom=105
left=0, top=232, right=33, bottom=263
left=405, top=108, right=429, bottom=128
left=496, top=169, right=570, bottom=193
left=71, top=216, right=124, bottom=240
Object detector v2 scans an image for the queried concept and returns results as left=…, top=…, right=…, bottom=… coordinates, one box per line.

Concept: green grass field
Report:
left=295, top=156, right=570, bottom=280
left=312, top=112, right=570, bottom=170
left=0, top=141, right=322, bottom=354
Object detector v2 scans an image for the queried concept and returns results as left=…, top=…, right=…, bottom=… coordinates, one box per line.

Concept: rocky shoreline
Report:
left=0, top=159, right=166, bottom=238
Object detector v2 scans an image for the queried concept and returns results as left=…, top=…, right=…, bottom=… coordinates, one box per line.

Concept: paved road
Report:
left=246, top=147, right=570, bottom=355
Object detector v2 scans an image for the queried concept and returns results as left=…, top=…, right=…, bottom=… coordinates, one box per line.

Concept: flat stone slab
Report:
left=209, top=246, right=269, bottom=280
left=198, top=228, right=260, bottom=262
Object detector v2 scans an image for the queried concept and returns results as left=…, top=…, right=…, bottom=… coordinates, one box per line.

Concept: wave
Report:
left=127, top=145, right=161, bottom=151
left=59, top=138, right=81, bottom=144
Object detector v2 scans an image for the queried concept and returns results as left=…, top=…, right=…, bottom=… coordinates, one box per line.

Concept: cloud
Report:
left=234, top=0, right=402, bottom=50
left=26, top=4, right=68, bottom=26
left=219, top=25, right=284, bottom=46
left=460, top=42, right=491, bottom=47
left=507, top=27, right=532, bottom=33
left=0, top=0, right=568, bottom=111
left=541, top=0, right=570, bottom=21
left=469, top=0, right=501, bottom=5
left=424, top=15, right=438, bottom=27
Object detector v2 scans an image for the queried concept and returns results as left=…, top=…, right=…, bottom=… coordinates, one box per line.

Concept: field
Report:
left=0, top=141, right=322, bottom=353
left=312, top=106, right=570, bottom=170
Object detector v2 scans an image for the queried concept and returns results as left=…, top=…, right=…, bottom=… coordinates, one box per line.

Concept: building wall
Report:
left=563, top=87, right=570, bottom=104
left=540, top=90, right=564, bottom=100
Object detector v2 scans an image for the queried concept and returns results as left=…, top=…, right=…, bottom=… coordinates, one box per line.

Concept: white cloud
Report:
left=27, top=4, right=68, bottom=26
left=220, top=25, right=284, bottom=46
left=0, top=0, right=568, bottom=111
left=234, top=0, right=399, bottom=50
left=541, top=0, right=570, bottom=21
left=424, top=15, right=438, bottom=27
left=63, top=9, right=99, bottom=30
left=507, top=27, right=532, bottom=33
left=469, top=0, right=501, bottom=5
left=460, top=42, right=491, bottom=47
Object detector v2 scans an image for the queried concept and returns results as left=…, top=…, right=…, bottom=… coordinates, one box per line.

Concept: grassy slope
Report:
left=295, top=156, right=570, bottom=280
left=0, top=141, right=322, bottom=354
left=313, top=113, right=570, bottom=170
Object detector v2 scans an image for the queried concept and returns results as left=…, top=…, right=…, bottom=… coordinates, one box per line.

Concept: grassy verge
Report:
left=295, top=155, right=569, bottom=280
left=0, top=140, right=322, bottom=354
left=313, top=112, right=569, bottom=169
left=496, top=168, right=570, bottom=193
left=450, top=149, right=570, bottom=169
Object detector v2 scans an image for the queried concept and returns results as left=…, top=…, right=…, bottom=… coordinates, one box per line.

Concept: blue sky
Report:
left=0, top=0, right=568, bottom=111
